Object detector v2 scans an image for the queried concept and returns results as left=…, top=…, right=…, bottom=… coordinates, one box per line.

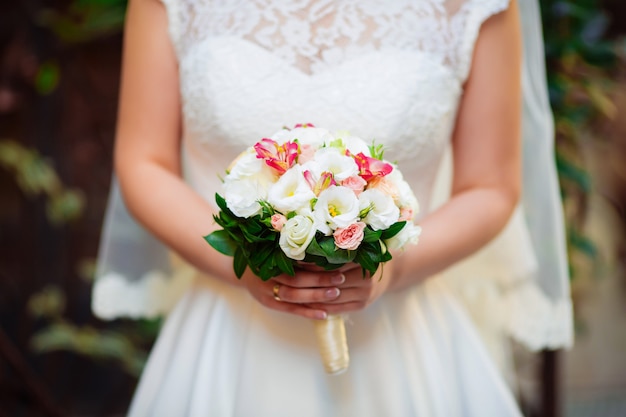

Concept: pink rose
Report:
left=333, top=222, right=367, bottom=250
left=368, top=176, right=399, bottom=201
left=271, top=213, right=287, bottom=231
left=298, top=144, right=315, bottom=164
left=341, top=175, right=367, bottom=196
left=399, top=207, right=413, bottom=221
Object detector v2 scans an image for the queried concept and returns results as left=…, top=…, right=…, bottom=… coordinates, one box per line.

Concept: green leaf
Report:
left=319, top=236, right=337, bottom=257
left=249, top=242, right=275, bottom=268
left=313, top=236, right=352, bottom=264
left=218, top=210, right=238, bottom=228
left=302, top=253, right=329, bottom=268
left=380, top=221, right=406, bottom=240
left=354, top=241, right=384, bottom=275
left=240, top=224, right=268, bottom=243
left=363, top=227, right=382, bottom=243
left=305, top=236, right=327, bottom=257
left=215, top=193, right=229, bottom=212
left=204, top=230, right=238, bottom=256
left=233, top=247, right=247, bottom=279
left=275, top=250, right=295, bottom=276
left=246, top=218, right=263, bottom=234
left=354, top=249, right=377, bottom=276
left=36, top=61, right=60, bottom=95
left=257, top=256, right=280, bottom=281
left=326, top=249, right=355, bottom=264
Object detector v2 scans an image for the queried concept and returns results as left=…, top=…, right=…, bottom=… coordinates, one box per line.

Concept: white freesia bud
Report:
left=279, top=215, right=317, bottom=260
left=358, top=189, right=400, bottom=230
left=313, top=186, right=360, bottom=235
left=267, top=165, right=316, bottom=214
left=385, top=222, right=422, bottom=251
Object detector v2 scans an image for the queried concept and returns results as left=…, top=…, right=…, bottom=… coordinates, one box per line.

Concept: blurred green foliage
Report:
left=0, top=141, right=85, bottom=225
left=38, top=0, right=127, bottom=43
left=35, top=61, right=61, bottom=95
left=540, top=0, right=620, bottom=276
left=27, top=284, right=157, bottom=377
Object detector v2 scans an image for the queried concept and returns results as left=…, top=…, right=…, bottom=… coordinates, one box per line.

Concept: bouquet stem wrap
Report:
left=313, top=314, right=349, bottom=374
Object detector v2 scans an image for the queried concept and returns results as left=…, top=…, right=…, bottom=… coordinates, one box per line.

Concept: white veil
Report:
left=92, top=177, right=194, bottom=319
left=437, top=0, right=573, bottom=364
left=92, top=0, right=573, bottom=354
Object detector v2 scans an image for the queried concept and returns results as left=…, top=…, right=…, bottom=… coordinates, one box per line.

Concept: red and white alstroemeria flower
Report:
left=351, top=152, right=394, bottom=182
left=254, top=138, right=300, bottom=175
left=304, top=170, right=336, bottom=196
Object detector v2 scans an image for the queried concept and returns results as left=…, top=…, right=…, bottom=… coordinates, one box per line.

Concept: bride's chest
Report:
left=177, top=35, right=462, bottom=167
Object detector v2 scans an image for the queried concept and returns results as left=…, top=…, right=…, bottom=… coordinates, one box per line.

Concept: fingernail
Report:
left=315, top=311, right=328, bottom=320
left=326, top=288, right=340, bottom=299
left=331, top=273, right=345, bottom=285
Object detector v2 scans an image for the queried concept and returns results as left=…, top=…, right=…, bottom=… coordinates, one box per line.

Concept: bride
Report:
left=93, top=0, right=573, bottom=415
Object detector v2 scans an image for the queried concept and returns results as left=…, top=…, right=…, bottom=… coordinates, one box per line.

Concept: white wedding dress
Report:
left=91, top=0, right=573, bottom=415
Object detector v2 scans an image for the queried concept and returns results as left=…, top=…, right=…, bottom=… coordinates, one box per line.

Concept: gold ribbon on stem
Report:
left=313, top=314, right=349, bottom=374
left=296, top=262, right=350, bottom=374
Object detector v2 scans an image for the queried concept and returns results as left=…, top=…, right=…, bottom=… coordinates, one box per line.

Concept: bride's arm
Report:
left=115, top=0, right=334, bottom=320
left=115, top=0, right=239, bottom=284
left=294, top=2, right=523, bottom=315
left=391, top=1, right=523, bottom=289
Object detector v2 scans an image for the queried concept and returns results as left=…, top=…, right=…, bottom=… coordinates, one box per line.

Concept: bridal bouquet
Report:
left=205, top=124, right=421, bottom=374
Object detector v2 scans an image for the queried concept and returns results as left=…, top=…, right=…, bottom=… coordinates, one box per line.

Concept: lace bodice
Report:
left=95, top=0, right=574, bottom=355
left=161, top=0, right=508, bottom=213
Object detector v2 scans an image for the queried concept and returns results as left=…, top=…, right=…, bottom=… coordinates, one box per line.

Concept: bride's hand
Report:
left=241, top=261, right=395, bottom=319
left=240, top=267, right=346, bottom=320
left=305, top=260, right=394, bottom=315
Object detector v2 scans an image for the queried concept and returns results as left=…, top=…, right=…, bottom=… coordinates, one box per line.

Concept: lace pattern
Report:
left=162, top=0, right=508, bottom=80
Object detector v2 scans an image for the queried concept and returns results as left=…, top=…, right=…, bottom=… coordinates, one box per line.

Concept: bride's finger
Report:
left=273, top=284, right=341, bottom=304
left=262, top=291, right=329, bottom=320
left=307, top=287, right=364, bottom=305
left=272, top=271, right=346, bottom=288
left=334, top=270, right=375, bottom=288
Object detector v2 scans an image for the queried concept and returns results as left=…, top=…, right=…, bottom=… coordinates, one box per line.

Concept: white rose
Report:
left=313, top=186, right=360, bottom=235
left=312, top=147, right=359, bottom=181
left=385, top=222, right=422, bottom=251
left=279, top=215, right=317, bottom=260
left=267, top=165, right=316, bottom=214
left=223, top=178, right=265, bottom=218
left=358, top=188, right=400, bottom=230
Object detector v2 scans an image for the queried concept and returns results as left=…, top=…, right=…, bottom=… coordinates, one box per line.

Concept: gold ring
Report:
left=272, top=284, right=281, bottom=302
